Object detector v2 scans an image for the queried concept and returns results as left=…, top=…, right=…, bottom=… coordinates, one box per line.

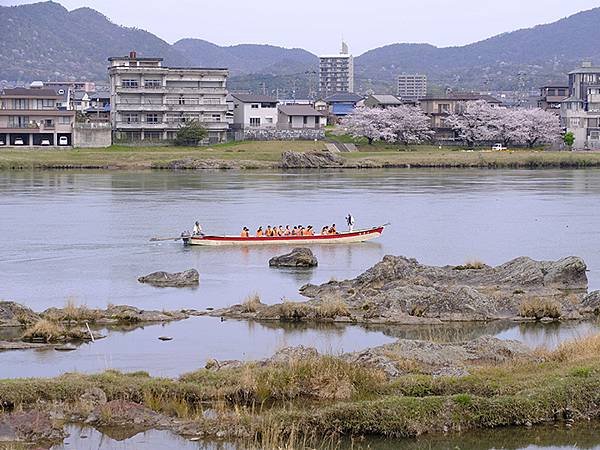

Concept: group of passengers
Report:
left=240, top=224, right=338, bottom=238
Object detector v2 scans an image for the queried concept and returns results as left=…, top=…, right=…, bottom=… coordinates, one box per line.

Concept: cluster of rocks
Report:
left=216, top=255, right=597, bottom=324
left=280, top=150, right=346, bottom=169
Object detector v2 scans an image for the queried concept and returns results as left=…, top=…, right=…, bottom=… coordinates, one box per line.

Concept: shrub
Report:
left=454, top=259, right=486, bottom=271
left=21, top=320, right=65, bottom=342
left=242, top=293, right=263, bottom=313
left=315, top=297, right=351, bottom=319
left=518, top=298, right=562, bottom=320
left=175, top=120, right=207, bottom=146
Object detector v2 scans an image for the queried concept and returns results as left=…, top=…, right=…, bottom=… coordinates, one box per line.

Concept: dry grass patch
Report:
left=242, top=293, right=264, bottom=313
left=550, top=333, right=600, bottom=363
left=315, top=297, right=351, bottom=319
left=44, top=298, right=101, bottom=323
left=454, top=259, right=487, bottom=270
left=21, top=319, right=90, bottom=343
left=518, top=297, right=562, bottom=320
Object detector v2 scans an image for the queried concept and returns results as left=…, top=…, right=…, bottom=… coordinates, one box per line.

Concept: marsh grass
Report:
left=518, top=297, right=562, bottom=320
left=242, top=293, right=263, bottom=313
left=315, top=296, right=351, bottom=319
left=21, top=319, right=65, bottom=342
left=44, top=298, right=101, bottom=323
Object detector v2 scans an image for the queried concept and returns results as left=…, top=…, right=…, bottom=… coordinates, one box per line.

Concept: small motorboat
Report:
left=181, top=225, right=386, bottom=247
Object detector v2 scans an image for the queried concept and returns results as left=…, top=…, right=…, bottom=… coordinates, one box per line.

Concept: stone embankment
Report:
left=215, top=255, right=596, bottom=324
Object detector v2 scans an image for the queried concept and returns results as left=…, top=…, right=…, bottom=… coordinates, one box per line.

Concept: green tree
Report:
left=563, top=131, right=575, bottom=149
left=175, top=120, right=208, bottom=146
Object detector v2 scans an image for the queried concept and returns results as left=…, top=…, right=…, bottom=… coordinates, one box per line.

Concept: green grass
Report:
left=2, top=140, right=600, bottom=170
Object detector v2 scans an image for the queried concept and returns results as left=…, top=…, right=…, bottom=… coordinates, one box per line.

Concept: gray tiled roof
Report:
left=1, top=87, right=60, bottom=97
left=278, top=104, right=323, bottom=116
left=370, top=94, right=403, bottom=104
left=323, top=93, right=363, bottom=103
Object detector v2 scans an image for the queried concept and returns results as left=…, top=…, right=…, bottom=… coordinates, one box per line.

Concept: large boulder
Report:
left=269, top=248, right=318, bottom=268
left=138, top=269, right=199, bottom=287
left=280, top=150, right=345, bottom=169
left=0, top=301, right=40, bottom=327
left=0, top=411, right=65, bottom=443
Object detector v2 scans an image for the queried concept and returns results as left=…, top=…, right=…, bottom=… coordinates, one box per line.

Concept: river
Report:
left=1, top=168, right=600, bottom=378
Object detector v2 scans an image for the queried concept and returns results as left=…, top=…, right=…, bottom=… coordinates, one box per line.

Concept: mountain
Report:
left=0, top=1, right=190, bottom=82
left=355, top=8, right=600, bottom=90
left=173, top=39, right=318, bottom=76
left=1, top=1, right=600, bottom=93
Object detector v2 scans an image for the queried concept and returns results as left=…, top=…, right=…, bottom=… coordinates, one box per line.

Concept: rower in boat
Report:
left=241, top=227, right=250, bottom=237
left=256, top=226, right=264, bottom=237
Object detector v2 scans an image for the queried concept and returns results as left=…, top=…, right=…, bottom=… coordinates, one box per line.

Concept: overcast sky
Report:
left=2, top=0, right=600, bottom=54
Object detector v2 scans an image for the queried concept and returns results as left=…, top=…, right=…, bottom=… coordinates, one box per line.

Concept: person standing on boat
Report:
left=192, top=221, right=204, bottom=236
left=346, top=214, right=355, bottom=232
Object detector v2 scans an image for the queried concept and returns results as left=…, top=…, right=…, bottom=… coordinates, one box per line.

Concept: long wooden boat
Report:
left=182, top=225, right=386, bottom=247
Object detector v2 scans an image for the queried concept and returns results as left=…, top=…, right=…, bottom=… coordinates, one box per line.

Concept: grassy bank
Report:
left=1, top=140, right=600, bottom=170
left=1, top=335, right=600, bottom=446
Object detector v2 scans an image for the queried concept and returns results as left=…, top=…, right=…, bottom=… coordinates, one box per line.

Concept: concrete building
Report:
left=419, top=93, right=502, bottom=140
left=0, top=83, right=75, bottom=147
left=561, top=62, right=600, bottom=149
left=319, top=42, right=354, bottom=95
left=397, top=74, right=427, bottom=100
left=108, top=52, right=229, bottom=144
left=228, top=93, right=278, bottom=130
left=277, top=104, right=326, bottom=130
left=364, top=94, right=404, bottom=109
left=538, top=85, right=569, bottom=112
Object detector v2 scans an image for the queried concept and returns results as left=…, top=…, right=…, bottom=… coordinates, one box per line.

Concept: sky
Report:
left=2, top=0, right=600, bottom=55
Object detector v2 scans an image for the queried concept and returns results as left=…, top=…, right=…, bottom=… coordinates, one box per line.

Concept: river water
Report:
left=2, top=169, right=600, bottom=378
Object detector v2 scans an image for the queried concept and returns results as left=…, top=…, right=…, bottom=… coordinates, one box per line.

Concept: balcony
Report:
left=114, top=103, right=226, bottom=112
left=114, top=86, right=227, bottom=95
left=115, top=121, right=228, bottom=131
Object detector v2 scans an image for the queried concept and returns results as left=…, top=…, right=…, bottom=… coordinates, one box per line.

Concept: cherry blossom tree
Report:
left=341, top=106, right=387, bottom=144
left=512, top=108, right=562, bottom=148
left=380, top=105, right=435, bottom=146
left=489, top=107, right=523, bottom=147
left=445, top=100, right=498, bottom=147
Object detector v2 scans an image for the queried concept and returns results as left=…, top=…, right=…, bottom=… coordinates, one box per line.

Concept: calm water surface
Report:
left=51, top=424, right=600, bottom=450
left=2, top=169, right=600, bottom=377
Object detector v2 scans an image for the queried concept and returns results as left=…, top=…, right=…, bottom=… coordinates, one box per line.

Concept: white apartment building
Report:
left=319, top=42, right=354, bottom=96
left=108, top=52, right=229, bottom=144
left=229, top=93, right=278, bottom=130
left=561, top=61, right=600, bottom=149
left=397, top=74, right=427, bottom=100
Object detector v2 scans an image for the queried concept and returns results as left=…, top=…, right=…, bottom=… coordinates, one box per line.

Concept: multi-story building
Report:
left=560, top=62, right=600, bottom=149
left=108, top=52, right=229, bottom=143
left=228, top=93, right=278, bottom=130
left=419, top=93, right=502, bottom=140
left=538, top=85, right=569, bottom=112
left=397, top=74, right=427, bottom=100
left=0, top=82, right=75, bottom=147
left=319, top=42, right=354, bottom=96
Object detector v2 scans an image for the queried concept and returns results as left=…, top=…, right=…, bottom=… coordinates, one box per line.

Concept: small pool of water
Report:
left=1, top=318, right=598, bottom=379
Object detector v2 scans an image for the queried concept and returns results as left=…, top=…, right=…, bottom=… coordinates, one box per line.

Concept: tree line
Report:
left=342, top=101, right=564, bottom=148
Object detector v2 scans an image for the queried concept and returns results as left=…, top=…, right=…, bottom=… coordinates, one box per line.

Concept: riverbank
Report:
left=1, top=141, right=600, bottom=170
left=1, top=334, right=599, bottom=447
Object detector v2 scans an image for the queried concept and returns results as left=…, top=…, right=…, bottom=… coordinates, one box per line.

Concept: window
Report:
left=211, top=114, right=221, bottom=122
left=44, top=119, right=54, bottom=128
left=59, top=116, right=71, bottom=124
left=145, top=131, right=162, bottom=140
left=250, top=117, right=261, bottom=127
left=203, top=98, right=221, bottom=105
left=590, top=131, right=600, bottom=140
left=144, top=79, right=161, bottom=88
left=251, top=104, right=259, bottom=109
left=303, top=116, right=308, bottom=125
left=265, top=117, right=273, bottom=124
left=438, top=104, right=450, bottom=113
left=13, top=99, right=28, bottom=110
left=122, top=79, right=139, bottom=88
left=9, top=116, right=29, bottom=128
left=146, top=113, right=159, bottom=124
left=123, top=113, right=139, bottom=123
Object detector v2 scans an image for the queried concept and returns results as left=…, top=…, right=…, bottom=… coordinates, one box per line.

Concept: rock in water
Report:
left=269, top=248, right=318, bottom=268
left=0, top=301, right=40, bottom=327
left=280, top=150, right=345, bottom=169
left=138, top=269, right=199, bottom=287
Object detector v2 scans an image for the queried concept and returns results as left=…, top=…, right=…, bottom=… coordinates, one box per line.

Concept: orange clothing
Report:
left=256, top=230, right=264, bottom=237
left=241, top=230, right=249, bottom=237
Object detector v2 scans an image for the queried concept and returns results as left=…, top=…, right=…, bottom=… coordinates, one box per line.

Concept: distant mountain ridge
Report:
left=1, top=1, right=600, bottom=93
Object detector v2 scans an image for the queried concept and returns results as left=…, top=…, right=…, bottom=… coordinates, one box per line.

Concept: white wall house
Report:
left=229, top=94, right=278, bottom=130
left=277, top=105, right=326, bottom=130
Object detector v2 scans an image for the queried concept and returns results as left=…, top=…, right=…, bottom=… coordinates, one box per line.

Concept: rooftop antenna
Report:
left=341, top=39, right=349, bottom=55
